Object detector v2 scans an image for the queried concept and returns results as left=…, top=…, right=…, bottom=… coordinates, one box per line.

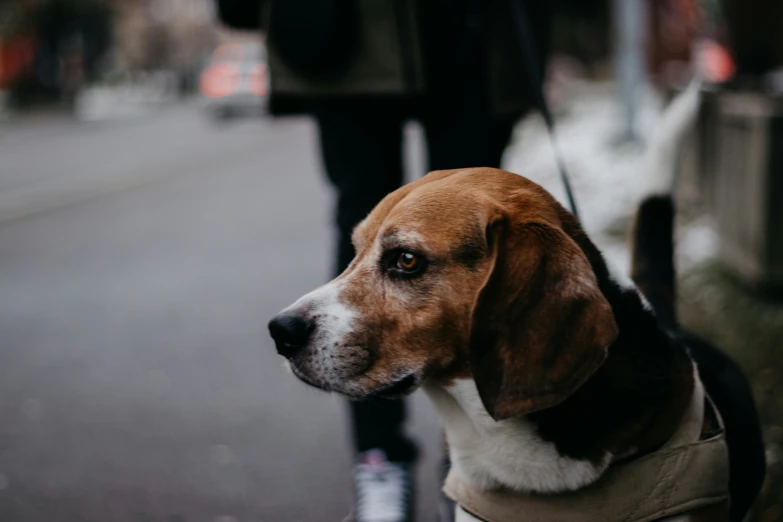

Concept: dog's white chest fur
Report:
left=424, top=380, right=611, bottom=493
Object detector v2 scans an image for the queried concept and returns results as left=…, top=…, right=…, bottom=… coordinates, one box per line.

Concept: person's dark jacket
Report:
left=215, top=0, right=552, bottom=118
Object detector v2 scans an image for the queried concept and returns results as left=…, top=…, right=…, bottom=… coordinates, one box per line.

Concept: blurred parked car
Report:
left=199, top=41, right=267, bottom=120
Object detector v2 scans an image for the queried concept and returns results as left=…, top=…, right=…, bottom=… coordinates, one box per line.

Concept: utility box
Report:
left=713, top=92, right=783, bottom=290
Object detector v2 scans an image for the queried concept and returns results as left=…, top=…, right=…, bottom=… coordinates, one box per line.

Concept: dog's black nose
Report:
left=268, top=312, right=313, bottom=359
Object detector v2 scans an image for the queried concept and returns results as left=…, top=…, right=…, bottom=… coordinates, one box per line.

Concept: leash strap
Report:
left=511, top=0, right=581, bottom=221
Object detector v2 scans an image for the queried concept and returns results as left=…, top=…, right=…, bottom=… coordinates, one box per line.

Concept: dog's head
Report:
left=269, top=168, right=617, bottom=419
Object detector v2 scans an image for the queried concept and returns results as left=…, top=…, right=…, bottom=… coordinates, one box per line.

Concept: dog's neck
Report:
left=424, top=380, right=613, bottom=492
left=425, top=245, right=694, bottom=494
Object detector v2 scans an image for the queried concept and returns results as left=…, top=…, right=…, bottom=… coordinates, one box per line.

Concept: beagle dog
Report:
left=269, top=92, right=765, bottom=521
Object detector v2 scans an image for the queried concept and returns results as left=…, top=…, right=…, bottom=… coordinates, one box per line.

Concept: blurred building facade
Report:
left=0, top=0, right=218, bottom=106
left=113, top=0, right=217, bottom=77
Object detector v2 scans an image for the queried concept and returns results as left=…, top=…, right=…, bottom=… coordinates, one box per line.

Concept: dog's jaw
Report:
left=423, top=379, right=612, bottom=494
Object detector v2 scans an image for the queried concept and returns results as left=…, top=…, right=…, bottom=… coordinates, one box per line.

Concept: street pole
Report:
left=614, top=0, right=646, bottom=142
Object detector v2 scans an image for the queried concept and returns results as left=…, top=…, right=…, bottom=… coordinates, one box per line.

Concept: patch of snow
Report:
left=504, top=81, right=714, bottom=277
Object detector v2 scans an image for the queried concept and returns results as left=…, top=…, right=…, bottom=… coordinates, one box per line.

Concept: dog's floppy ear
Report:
left=469, top=216, right=618, bottom=420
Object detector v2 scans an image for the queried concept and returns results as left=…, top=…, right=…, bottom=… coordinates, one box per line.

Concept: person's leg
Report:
left=317, top=106, right=404, bottom=275
left=424, top=101, right=516, bottom=171
left=315, top=104, right=418, bottom=465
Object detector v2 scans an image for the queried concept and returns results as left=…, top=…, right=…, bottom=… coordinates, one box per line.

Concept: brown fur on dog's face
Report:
left=272, top=168, right=617, bottom=414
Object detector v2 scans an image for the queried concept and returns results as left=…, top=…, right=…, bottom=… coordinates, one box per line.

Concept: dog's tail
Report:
left=630, top=81, right=701, bottom=328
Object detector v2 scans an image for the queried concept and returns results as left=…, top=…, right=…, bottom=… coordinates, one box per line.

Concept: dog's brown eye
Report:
left=397, top=252, right=419, bottom=272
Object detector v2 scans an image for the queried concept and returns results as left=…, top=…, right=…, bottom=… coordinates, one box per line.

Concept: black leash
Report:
left=511, top=1, right=581, bottom=221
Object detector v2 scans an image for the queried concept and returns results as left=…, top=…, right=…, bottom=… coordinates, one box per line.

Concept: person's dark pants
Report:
left=315, top=97, right=515, bottom=463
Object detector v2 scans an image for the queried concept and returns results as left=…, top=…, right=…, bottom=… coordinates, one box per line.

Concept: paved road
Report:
left=0, top=108, right=442, bottom=522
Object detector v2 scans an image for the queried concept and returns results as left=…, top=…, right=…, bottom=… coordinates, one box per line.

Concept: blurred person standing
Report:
left=215, top=2, right=553, bottom=521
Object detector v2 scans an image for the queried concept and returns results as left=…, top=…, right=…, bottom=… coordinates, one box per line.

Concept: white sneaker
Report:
left=352, top=449, right=414, bottom=522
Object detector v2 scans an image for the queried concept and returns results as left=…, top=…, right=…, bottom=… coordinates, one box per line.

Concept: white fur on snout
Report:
left=283, top=280, right=364, bottom=390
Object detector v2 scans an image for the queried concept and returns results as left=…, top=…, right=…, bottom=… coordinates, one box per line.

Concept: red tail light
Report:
left=698, top=39, right=735, bottom=84
left=248, top=64, right=268, bottom=96
left=200, top=64, right=240, bottom=98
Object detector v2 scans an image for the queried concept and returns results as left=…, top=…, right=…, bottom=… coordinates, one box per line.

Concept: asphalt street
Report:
left=0, top=107, right=442, bottom=522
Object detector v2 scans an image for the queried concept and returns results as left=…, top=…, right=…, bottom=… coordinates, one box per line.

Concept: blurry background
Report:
left=0, top=0, right=782, bottom=521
